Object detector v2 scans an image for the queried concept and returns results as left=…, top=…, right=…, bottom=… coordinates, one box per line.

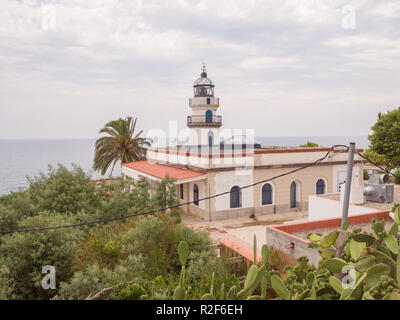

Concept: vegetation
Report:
left=299, top=141, right=319, bottom=147
left=366, top=106, right=400, bottom=172
left=173, top=235, right=278, bottom=300
left=363, top=169, right=370, bottom=181
left=169, top=208, right=400, bottom=300
left=2, top=155, right=400, bottom=300
left=0, top=165, right=235, bottom=300
left=394, top=169, right=400, bottom=184
left=93, top=117, right=151, bottom=176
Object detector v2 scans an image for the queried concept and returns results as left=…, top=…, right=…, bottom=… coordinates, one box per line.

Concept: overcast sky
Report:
left=0, top=0, right=399, bottom=140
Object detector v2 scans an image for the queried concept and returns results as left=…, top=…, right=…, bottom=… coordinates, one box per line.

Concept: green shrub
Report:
left=0, top=266, right=15, bottom=299
left=0, top=164, right=235, bottom=300
left=26, top=164, right=97, bottom=215
left=58, top=255, right=147, bottom=300
left=299, top=141, right=319, bottom=147
left=0, top=212, right=86, bottom=299
left=394, top=168, right=400, bottom=184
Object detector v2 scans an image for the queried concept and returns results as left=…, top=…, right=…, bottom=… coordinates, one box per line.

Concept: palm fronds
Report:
left=93, top=117, right=151, bottom=176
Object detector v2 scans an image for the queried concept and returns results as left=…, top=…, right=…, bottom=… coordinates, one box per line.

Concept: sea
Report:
left=0, top=136, right=368, bottom=196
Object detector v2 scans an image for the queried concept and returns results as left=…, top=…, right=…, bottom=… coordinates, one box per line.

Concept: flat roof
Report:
left=122, top=160, right=207, bottom=182
left=267, top=210, right=390, bottom=244
left=147, top=146, right=363, bottom=158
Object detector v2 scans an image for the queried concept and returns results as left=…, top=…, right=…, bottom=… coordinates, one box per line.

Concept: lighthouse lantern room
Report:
left=187, top=64, right=222, bottom=146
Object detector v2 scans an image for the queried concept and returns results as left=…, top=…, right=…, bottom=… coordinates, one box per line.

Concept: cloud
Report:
left=0, top=0, right=399, bottom=139
left=240, top=56, right=302, bottom=69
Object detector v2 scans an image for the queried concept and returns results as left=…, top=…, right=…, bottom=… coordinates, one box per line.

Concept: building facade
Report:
left=122, top=67, right=365, bottom=221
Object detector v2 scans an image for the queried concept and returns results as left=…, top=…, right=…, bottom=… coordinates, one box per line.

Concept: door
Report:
left=205, top=110, right=212, bottom=123
left=290, top=181, right=297, bottom=208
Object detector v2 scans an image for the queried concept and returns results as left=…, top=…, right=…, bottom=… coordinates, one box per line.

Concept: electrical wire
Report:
left=357, top=151, right=400, bottom=179
left=0, top=144, right=348, bottom=235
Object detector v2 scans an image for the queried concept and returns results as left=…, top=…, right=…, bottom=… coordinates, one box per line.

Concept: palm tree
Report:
left=93, top=117, right=151, bottom=176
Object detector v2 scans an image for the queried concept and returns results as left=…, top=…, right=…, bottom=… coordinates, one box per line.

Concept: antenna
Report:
left=202, top=62, right=206, bottom=73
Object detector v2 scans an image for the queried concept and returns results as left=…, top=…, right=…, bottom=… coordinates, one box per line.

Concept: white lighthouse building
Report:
left=121, top=65, right=365, bottom=221
left=187, top=65, right=222, bottom=146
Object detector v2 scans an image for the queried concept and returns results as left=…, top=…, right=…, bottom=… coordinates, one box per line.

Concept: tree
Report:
left=299, top=141, right=319, bottom=147
left=394, top=168, right=400, bottom=184
left=367, top=107, right=400, bottom=172
left=0, top=266, right=15, bottom=299
left=0, top=212, right=86, bottom=299
left=93, top=117, right=151, bottom=176
left=27, top=164, right=98, bottom=215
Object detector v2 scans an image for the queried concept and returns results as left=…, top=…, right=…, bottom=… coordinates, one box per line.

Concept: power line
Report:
left=357, top=151, right=399, bottom=179
left=0, top=144, right=348, bottom=235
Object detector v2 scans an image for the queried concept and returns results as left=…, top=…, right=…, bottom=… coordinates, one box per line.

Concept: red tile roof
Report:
left=122, top=160, right=206, bottom=181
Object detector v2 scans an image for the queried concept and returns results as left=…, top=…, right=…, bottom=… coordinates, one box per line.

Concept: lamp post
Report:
left=341, top=142, right=355, bottom=227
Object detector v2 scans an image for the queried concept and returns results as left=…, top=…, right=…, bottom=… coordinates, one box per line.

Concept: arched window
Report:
left=179, top=184, right=184, bottom=200
left=290, top=181, right=297, bottom=208
left=230, top=186, right=241, bottom=208
left=208, top=131, right=214, bottom=147
left=316, top=179, right=326, bottom=195
left=205, top=110, right=213, bottom=123
left=261, top=183, right=273, bottom=205
left=193, top=184, right=199, bottom=206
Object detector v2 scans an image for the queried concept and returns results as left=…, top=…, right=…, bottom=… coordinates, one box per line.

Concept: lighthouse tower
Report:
left=187, top=64, right=222, bottom=146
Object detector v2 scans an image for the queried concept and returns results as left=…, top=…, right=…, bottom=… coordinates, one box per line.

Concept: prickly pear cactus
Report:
left=201, top=272, right=216, bottom=300
left=173, top=241, right=189, bottom=300
left=299, top=207, right=400, bottom=300
left=173, top=209, right=400, bottom=301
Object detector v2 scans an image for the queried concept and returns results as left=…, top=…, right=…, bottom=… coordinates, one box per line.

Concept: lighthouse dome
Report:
left=193, top=64, right=214, bottom=97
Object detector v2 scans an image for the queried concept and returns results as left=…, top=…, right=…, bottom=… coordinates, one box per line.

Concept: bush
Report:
left=0, top=266, right=15, bottom=299
left=61, top=212, right=229, bottom=300
left=0, top=164, right=236, bottom=300
left=72, top=213, right=215, bottom=278
left=26, top=164, right=98, bottom=215
left=363, top=169, right=370, bottom=180
left=395, top=168, right=400, bottom=184
left=121, top=215, right=214, bottom=278
left=0, top=212, right=86, bottom=299
left=58, top=255, right=147, bottom=300
left=299, top=141, right=319, bottom=147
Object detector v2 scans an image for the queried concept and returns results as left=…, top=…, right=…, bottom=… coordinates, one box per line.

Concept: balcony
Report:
left=189, top=97, right=219, bottom=106
left=187, top=115, right=222, bottom=127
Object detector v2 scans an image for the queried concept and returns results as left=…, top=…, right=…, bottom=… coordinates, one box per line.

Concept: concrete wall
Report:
left=266, top=227, right=321, bottom=266
left=308, top=194, right=379, bottom=221
left=255, top=149, right=361, bottom=167
left=188, top=180, right=207, bottom=210
left=182, top=161, right=364, bottom=221
left=147, top=148, right=365, bottom=172
left=266, top=211, right=390, bottom=267
left=189, top=127, right=221, bottom=146
left=253, top=165, right=332, bottom=210
left=213, top=170, right=254, bottom=211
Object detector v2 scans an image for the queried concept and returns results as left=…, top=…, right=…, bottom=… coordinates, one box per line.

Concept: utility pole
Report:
left=341, top=142, right=356, bottom=227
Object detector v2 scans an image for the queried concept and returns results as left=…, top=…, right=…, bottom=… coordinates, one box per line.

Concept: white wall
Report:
left=189, top=127, right=220, bottom=146
left=189, top=180, right=207, bottom=210
left=333, top=165, right=361, bottom=193
left=214, top=170, right=254, bottom=211
left=308, top=194, right=379, bottom=221
left=333, top=164, right=347, bottom=193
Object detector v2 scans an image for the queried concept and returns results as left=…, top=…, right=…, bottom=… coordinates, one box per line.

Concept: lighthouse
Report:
left=187, top=64, right=222, bottom=147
